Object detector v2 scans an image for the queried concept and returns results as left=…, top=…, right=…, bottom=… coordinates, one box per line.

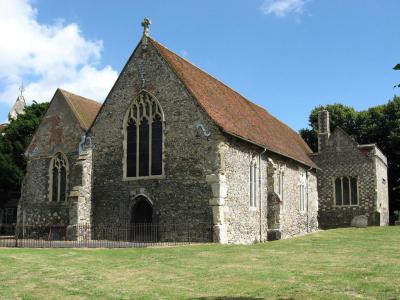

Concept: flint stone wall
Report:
left=311, top=129, right=385, bottom=228
left=222, top=137, right=268, bottom=244
left=267, top=153, right=319, bottom=239
left=19, top=91, right=84, bottom=226
left=89, top=39, right=222, bottom=241
left=221, top=137, right=318, bottom=244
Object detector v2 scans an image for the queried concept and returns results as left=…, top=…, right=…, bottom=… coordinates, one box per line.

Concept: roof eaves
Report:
left=223, top=129, right=319, bottom=169
left=150, top=37, right=317, bottom=169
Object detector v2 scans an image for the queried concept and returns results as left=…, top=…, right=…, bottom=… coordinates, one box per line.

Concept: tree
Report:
left=395, top=64, right=400, bottom=88
left=0, top=102, right=49, bottom=198
left=300, top=97, right=400, bottom=214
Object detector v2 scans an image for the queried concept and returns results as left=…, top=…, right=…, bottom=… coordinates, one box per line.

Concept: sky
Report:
left=0, top=0, right=399, bottom=130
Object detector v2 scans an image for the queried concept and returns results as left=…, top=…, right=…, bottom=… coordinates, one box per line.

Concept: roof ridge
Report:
left=149, top=37, right=315, bottom=166
left=149, top=38, right=269, bottom=112
left=149, top=38, right=308, bottom=141
left=59, top=89, right=88, bottom=129
left=58, top=88, right=99, bottom=105
left=58, top=89, right=101, bottom=130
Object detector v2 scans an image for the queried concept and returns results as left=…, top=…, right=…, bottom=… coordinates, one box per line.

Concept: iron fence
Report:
left=0, top=223, right=213, bottom=248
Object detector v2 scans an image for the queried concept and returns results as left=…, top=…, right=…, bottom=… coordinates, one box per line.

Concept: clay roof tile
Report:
left=149, top=38, right=316, bottom=168
left=59, top=89, right=101, bottom=130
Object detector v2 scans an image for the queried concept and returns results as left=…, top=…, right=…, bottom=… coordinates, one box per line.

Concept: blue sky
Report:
left=0, top=0, right=399, bottom=130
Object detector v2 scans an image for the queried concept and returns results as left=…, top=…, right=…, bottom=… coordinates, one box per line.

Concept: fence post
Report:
left=14, top=225, right=18, bottom=248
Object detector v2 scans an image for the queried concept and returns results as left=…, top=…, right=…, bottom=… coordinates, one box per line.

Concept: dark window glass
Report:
left=351, top=177, right=358, bottom=205
left=151, top=115, right=163, bottom=175
left=139, top=118, right=149, bottom=176
left=335, top=177, right=342, bottom=205
left=52, top=166, right=58, bottom=202
left=343, top=177, right=350, bottom=205
left=127, top=119, right=137, bottom=177
left=125, top=93, right=164, bottom=178
left=60, top=165, right=67, bottom=201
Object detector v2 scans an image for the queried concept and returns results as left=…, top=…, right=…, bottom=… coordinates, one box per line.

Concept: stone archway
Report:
left=131, top=196, right=153, bottom=224
left=130, top=196, right=156, bottom=242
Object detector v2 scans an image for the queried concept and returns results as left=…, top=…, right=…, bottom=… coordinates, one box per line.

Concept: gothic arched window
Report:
left=49, top=152, right=68, bottom=202
left=124, top=91, right=164, bottom=178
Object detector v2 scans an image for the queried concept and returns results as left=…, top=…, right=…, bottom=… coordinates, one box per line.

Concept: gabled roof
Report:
left=149, top=38, right=316, bottom=168
left=58, top=89, right=101, bottom=130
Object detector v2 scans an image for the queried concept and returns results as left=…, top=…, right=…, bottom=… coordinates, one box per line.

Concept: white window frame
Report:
left=299, top=169, right=307, bottom=212
left=250, top=159, right=257, bottom=208
left=333, top=176, right=359, bottom=206
left=122, top=90, right=165, bottom=180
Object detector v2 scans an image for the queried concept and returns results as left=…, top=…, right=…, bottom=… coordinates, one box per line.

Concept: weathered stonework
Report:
left=19, top=34, right=321, bottom=244
left=267, top=153, right=318, bottom=239
left=206, top=173, right=228, bottom=243
left=311, top=111, right=389, bottom=228
left=67, top=148, right=93, bottom=240
left=19, top=90, right=84, bottom=227
left=89, top=39, right=220, bottom=241
left=218, top=137, right=318, bottom=244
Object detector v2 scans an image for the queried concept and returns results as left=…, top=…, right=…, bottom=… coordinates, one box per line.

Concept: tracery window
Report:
left=49, top=152, right=68, bottom=202
left=125, top=91, right=164, bottom=178
left=334, top=176, right=358, bottom=206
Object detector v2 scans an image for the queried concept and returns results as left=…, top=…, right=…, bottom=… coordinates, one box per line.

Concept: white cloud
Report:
left=260, top=0, right=309, bottom=17
left=0, top=0, right=118, bottom=106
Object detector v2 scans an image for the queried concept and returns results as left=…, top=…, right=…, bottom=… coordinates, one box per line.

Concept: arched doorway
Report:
left=131, top=197, right=153, bottom=224
left=130, top=196, right=156, bottom=242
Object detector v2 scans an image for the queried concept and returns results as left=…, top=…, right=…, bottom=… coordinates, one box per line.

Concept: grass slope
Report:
left=0, top=227, right=399, bottom=299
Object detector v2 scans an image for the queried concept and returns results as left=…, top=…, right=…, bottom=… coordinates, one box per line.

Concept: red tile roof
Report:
left=59, top=89, right=101, bottom=130
left=150, top=38, right=316, bottom=167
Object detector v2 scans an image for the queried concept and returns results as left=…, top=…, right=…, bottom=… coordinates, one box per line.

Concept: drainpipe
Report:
left=259, top=148, right=267, bottom=242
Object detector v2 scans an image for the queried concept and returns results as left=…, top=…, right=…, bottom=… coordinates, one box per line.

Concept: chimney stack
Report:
left=318, top=110, right=330, bottom=152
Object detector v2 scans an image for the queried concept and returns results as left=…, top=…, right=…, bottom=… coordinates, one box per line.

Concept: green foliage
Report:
left=300, top=97, right=400, bottom=211
left=0, top=102, right=49, bottom=193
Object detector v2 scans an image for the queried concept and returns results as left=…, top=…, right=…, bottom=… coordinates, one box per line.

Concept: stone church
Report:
left=17, top=20, right=388, bottom=244
left=311, top=110, right=389, bottom=228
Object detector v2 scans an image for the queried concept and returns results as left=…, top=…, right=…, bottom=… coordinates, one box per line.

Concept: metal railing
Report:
left=0, top=223, right=213, bottom=248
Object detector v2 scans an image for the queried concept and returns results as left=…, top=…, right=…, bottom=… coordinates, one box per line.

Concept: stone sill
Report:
left=122, top=175, right=165, bottom=181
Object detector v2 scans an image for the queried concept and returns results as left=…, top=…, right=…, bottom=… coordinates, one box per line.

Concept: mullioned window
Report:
left=124, top=91, right=164, bottom=179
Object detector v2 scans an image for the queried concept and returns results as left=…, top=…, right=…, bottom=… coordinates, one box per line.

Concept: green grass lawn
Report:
left=0, top=227, right=399, bottom=300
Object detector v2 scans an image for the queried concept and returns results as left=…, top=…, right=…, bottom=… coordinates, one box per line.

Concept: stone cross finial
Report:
left=141, top=18, right=151, bottom=37
left=19, top=83, right=25, bottom=97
